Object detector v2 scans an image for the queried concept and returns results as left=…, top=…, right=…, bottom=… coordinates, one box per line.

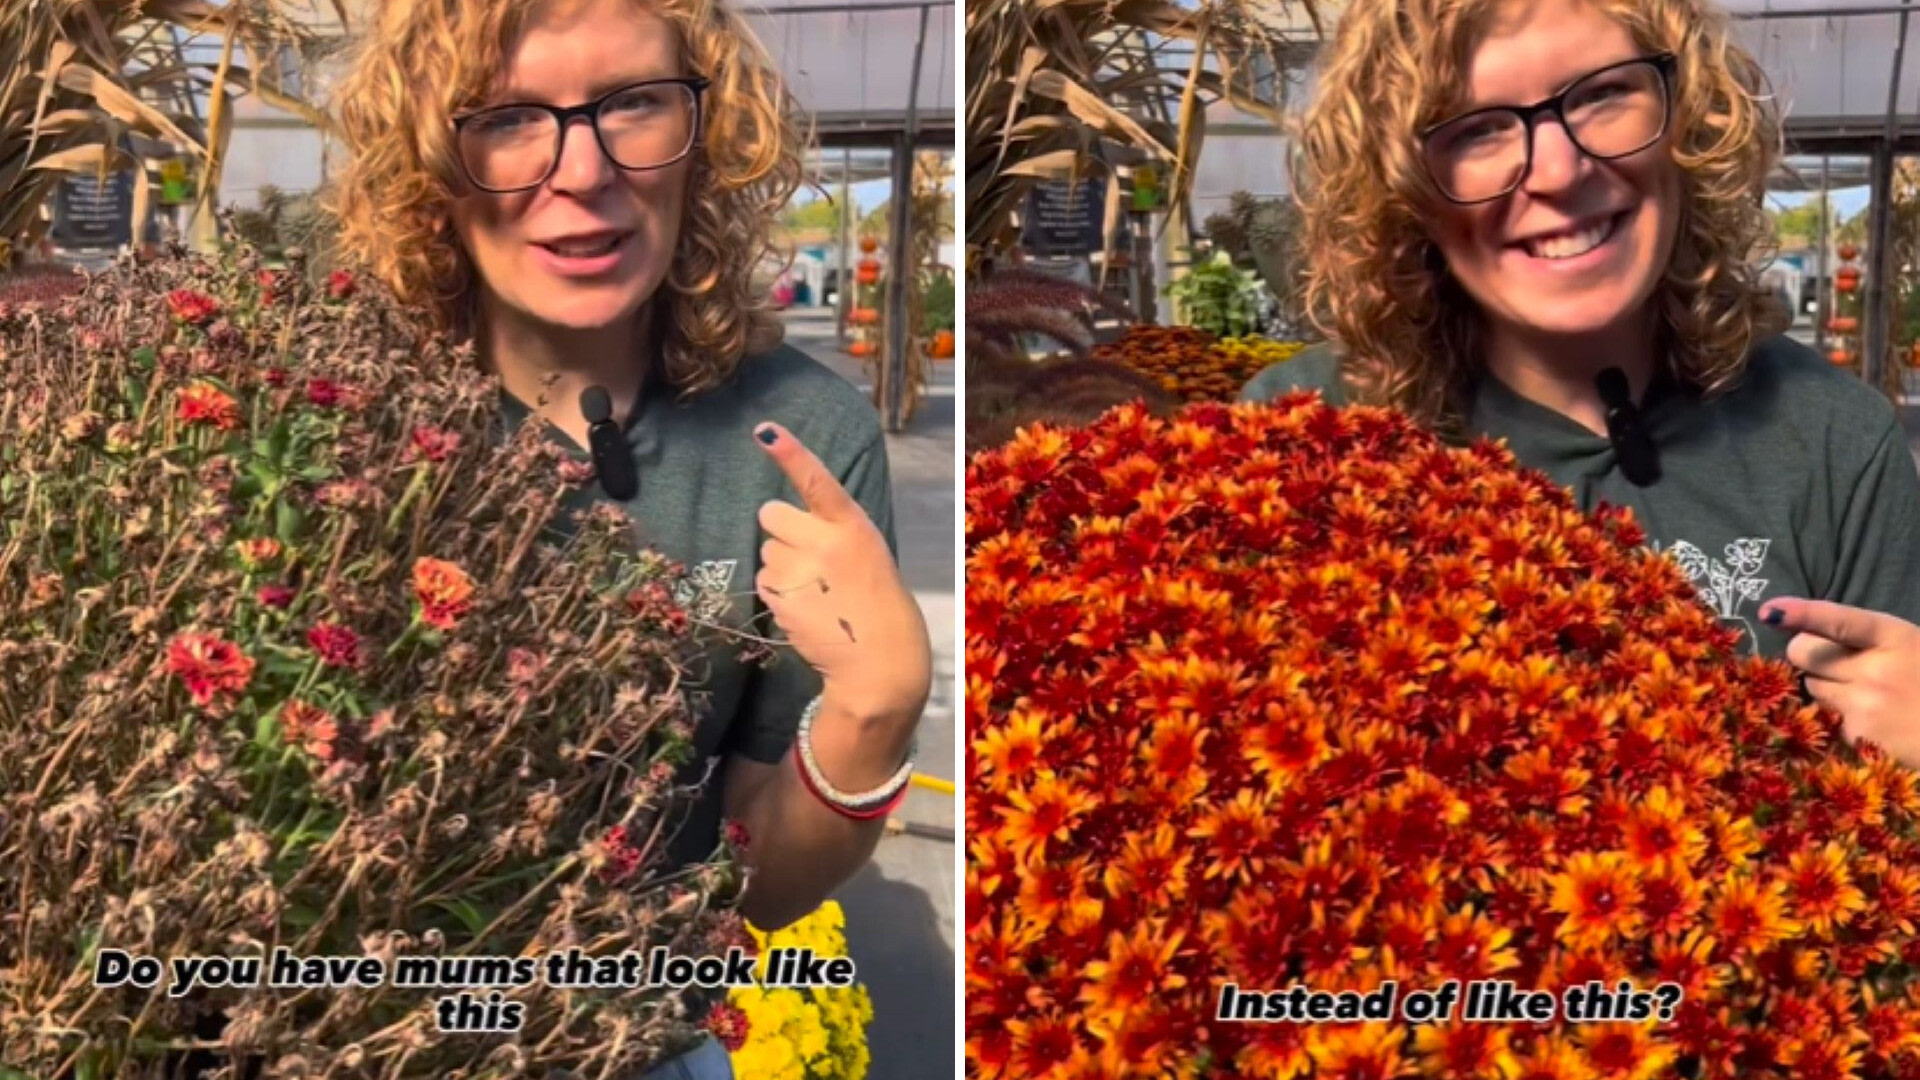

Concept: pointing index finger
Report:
left=1761, top=597, right=1896, bottom=651
left=754, top=422, right=859, bottom=522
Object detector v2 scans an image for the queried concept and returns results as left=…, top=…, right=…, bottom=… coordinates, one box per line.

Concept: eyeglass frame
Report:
left=449, top=76, right=712, bottom=194
left=1417, top=53, right=1678, bottom=206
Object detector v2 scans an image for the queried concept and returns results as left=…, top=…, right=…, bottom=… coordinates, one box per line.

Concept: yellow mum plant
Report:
left=730, top=901, right=875, bottom=1080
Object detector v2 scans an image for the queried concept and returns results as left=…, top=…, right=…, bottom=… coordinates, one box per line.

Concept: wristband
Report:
left=793, top=696, right=914, bottom=819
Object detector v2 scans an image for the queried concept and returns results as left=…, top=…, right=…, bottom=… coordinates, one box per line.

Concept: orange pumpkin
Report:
left=856, top=258, right=881, bottom=286
left=1839, top=242, right=1860, bottom=261
left=859, top=236, right=879, bottom=254
left=1910, top=342, right=1920, bottom=368
left=1828, top=316, right=1859, bottom=334
left=849, top=307, right=880, bottom=326
left=1828, top=348, right=1853, bottom=366
left=1837, top=266, right=1863, bottom=293
left=928, top=329, right=954, bottom=359
left=848, top=339, right=873, bottom=358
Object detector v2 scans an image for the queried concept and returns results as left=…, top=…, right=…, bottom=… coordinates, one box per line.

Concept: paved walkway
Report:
left=779, top=307, right=957, bottom=1080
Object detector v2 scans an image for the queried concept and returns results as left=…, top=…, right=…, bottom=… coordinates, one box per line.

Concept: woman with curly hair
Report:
left=317, top=0, right=933, bottom=1073
left=1242, top=0, right=1920, bottom=740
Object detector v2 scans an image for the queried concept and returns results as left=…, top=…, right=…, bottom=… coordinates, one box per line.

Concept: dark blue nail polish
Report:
left=756, top=426, right=778, bottom=446
left=1763, top=608, right=1784, bottom=627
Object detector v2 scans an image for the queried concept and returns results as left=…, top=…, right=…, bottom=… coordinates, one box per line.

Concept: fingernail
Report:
left=1763, top=607, right=1784, bottom=626
left=755, top=425, right=778, bottom=446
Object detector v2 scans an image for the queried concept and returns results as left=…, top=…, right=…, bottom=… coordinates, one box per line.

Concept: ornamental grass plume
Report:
left=0, top=229, right=748, bottom=1078
left=966, top=396, right=1920, bottom=1079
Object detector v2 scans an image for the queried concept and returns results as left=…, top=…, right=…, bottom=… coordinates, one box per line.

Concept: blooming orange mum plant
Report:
left=0, top=231, right=752, bottom=1077
left=966, top=396, right=1920, bottom=1080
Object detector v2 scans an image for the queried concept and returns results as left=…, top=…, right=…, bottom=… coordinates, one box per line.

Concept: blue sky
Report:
left=1767, top=186, right=1872, bottom=219
left=793, top=178, right=898, bottom=214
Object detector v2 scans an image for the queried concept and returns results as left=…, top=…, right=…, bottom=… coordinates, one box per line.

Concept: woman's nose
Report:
left=1520, top=117, right=1589, bottom=195
left=547, top=114, right=615, bottom=193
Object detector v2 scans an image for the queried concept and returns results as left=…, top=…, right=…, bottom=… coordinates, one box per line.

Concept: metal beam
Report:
left=1867, top=0, right=1914, bottom=391
left=881, top=0, right=931, bottom=432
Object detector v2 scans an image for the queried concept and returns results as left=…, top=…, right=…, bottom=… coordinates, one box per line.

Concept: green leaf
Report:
left=295, top=464, right=336, bottom=482
left=435, top=898, right=490, bottom=937
left=267, top=417, right=293, bottom=465
left=275, top=501, right=303, bottom=543
left=131, top=345, right=157, bottom=370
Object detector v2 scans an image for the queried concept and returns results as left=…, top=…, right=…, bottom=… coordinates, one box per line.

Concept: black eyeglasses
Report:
left=1419, top=53, right=1677, bottom=205
left=450, top=76, right=711, bottom=194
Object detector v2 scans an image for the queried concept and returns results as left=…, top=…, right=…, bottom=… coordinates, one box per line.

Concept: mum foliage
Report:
left=0, top=237, right=744, bottom=1078
left=966, top=397, right=1920, bottom=1079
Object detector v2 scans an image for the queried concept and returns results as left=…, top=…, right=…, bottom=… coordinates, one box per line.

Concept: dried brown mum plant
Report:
left=0, top=225, right=749, bottom=1079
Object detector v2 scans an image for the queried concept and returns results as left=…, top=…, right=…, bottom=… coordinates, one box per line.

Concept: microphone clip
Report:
left=580, top=386, right=639, bottom=501
left=1595, top=367, right=1661, bottom=487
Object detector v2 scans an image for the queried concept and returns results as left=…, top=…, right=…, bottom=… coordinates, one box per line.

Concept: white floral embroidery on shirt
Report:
left=674, top=559, right=737, bottom=622
left=1655, top=538, right=1770, bottom=655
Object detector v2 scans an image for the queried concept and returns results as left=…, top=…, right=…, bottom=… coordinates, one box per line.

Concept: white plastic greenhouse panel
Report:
left=740, top=1, right=956, bottom=130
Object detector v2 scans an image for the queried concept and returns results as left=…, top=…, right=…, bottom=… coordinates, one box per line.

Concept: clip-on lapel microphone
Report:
left=1595, top=366, right=1662, bottom=487
left=579, top=386, right=639, bottom=500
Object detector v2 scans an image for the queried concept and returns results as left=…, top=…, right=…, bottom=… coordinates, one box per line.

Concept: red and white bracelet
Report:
left=793, top=696, right=915, bottom=820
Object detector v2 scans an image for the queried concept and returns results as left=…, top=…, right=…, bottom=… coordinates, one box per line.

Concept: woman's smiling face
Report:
left=449, top=0, right=694, bottom=333
left=1424, top=0, right=1683, bottom=343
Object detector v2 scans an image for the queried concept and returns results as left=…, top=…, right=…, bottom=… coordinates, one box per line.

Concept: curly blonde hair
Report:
left=319, top=0, right=806, bottom=396
left=1295, top=0, right=1784, bottom=434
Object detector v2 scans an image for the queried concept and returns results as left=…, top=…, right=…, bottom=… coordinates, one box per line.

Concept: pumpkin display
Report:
left=848, top=339, right=874, bottom=358
left=856, top=258, right=881, bottom=287
left=928, top=329, right=954, bottom=360
left=1839, top=242, right=1860, bottom=261
left=1828, top=348, right=1854, bottom=366
left=849, top=307, right=880, bottom=327
left=1837, top=266, right=1863, bottom=294
left=1828, top=315, right=1859, bottom=334
left=859, top=235, right=879, bottom=255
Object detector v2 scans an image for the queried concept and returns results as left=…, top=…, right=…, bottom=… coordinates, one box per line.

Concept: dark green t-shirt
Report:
left=500, top=342, right=898, bottom=869
left=1240, top=336, right=1920, bottom=660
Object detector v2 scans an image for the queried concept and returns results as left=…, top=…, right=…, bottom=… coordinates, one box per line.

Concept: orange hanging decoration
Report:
left=1836, top=266, right=1862, bottom=294
left=856, top=258, right=881, bottom=287
left=1839, top=242, right=1860, bottom=261
left=859, top=235, right=879, bottom=255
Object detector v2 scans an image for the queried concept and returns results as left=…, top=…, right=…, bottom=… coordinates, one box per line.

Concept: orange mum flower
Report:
left=411, top=556, right=474, bottom=630
left=1077, top=920, right=1186, bottom=1025
left=1578, top=1022, right=1676, bottom=1080
left=177, top=382, right=240, bottom=431
left=1549, top=852, right=1643, bottom=951
left=1707, top=873, right=1801, bottom=958
left=164, top=631, right=254, bottom=708
left=1785, top=842, right=1867, bottom=938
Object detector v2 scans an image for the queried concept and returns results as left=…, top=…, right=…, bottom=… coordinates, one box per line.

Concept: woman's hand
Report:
left=1762, top=598, right=1920, bottom=758
left=751, top=422, right=932, bottom=724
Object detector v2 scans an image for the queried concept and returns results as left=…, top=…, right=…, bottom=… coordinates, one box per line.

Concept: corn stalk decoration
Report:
left=0, top=0, right=339, bottom=272
left=896, top=150, right=952, bottom=425
left=964, top=0, right=1317, bottom=255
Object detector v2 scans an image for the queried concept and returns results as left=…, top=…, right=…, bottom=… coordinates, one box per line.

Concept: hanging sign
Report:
left=1021, top=177, right=1106, bottom=256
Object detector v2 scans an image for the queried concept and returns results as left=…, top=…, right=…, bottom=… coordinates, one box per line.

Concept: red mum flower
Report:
left=256, top=584, right=296, bottom=609
left=177, top=382, right=240, bottom=431
left=411, top=557, right=474, bottom=630
left=305, top=379, right=343, bottom=408
left=165, top=288, right=220, bottom=326
left=407, top=425, right=461, bottom=463
left=723, top=818, right=751, bottom=853
left=326, top=269, right=357, bottom=300
left=306, top=621, right=363, bottom=668
left=164, top=632, right=254, bottom=708
left=703, top=1001, right=749, bottom=1053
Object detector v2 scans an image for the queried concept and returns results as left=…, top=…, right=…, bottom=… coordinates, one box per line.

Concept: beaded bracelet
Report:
left=793, top=696, right=915, bottom=820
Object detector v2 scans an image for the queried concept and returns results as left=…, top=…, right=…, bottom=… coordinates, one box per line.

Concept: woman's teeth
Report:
left=1524, top=216, right=1617, bottom=260
left=546, top=236, right=622, bottom=258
